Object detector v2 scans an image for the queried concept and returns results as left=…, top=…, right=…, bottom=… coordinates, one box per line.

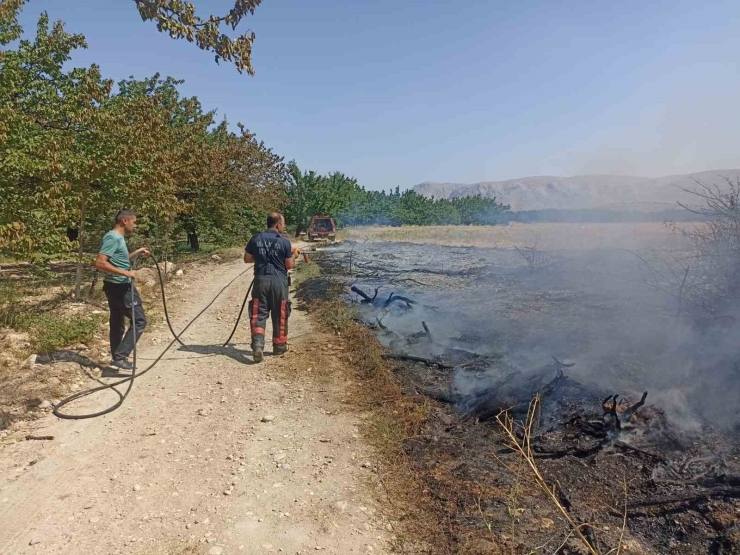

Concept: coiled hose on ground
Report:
left=52, top=255, right=254, bottom=420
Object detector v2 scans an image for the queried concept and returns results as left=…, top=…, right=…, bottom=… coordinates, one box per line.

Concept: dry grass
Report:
left=498, top=395, right=599, bottom=554
left=497, top=396, right=630, bottom=555
left=342, top=222, right=690, bottom=252
left=300, top=272, right=454, bottom=554
left=0, top=247, right=226, bottom=432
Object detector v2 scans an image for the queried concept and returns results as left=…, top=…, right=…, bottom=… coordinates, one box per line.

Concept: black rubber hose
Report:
left=151, top=255, right=255, bottom=350
left=221, top=277, right=254, bottom=347
left=53, top=255, right=253, bottom=420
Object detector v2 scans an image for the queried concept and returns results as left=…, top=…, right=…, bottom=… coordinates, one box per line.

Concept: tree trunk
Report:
left=74, top=189, right=87, bottom=299
left=88, top=270, right=99, bottom=297
left=188, top=232, right=200, bottom=253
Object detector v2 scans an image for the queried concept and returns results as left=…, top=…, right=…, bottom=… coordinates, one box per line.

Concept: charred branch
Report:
left=422, top=321, right=433, bottom=343
left=383, top=353, right=452, bottom=370
left=621, top=391, right=648, bottom=422
left=627, top=488, right=740, bottom=514
left=411, top=387, right=456, bottom=404
left=351, top=285, right=379, bottom=304
left=613, top=440, right=665, bottom=462
left=384, top=292, right=416, bottom=308
left=551, top=356, right=575, bottom=377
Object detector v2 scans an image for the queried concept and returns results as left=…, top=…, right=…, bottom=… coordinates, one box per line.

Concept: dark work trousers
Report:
left=103, top=281, right=147, bottom=361
left=250, top=274, right=291, bottom=350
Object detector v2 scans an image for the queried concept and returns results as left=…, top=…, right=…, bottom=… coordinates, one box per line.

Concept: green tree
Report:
left=284, top=162, right=360, bottom=233
left=0, top=8, right=125, bottom=295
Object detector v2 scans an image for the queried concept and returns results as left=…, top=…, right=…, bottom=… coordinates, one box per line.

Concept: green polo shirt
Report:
left=99, top=230, right=131, bottom=284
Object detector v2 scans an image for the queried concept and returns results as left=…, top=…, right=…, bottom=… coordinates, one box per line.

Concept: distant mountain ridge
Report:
left=412, top=170, right=740, bottom=211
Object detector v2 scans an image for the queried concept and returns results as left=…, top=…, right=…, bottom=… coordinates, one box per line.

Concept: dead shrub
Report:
left=672, top=176, right=740, bottom=321
left=514, top=232, right=551, bottom=272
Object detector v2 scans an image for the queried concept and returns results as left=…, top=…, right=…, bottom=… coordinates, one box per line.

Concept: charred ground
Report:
left=303, top=228, right=740, bottom=554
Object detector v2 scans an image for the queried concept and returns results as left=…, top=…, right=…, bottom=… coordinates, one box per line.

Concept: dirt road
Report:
left=0, top=258, right=389, bottom=554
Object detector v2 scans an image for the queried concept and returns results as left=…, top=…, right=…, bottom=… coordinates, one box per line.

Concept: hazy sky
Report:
left=15, top=0, right=740, bottom=190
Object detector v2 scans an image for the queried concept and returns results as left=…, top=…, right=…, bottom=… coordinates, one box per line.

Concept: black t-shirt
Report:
left=245, top=230, right=292, bottom=277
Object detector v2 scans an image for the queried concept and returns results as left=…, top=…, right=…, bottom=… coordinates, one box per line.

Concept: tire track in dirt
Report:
left=0, top=258, right=390, bottom=554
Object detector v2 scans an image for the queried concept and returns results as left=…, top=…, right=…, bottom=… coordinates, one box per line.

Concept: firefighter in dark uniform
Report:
left=244, top=212, right=296, bottom=362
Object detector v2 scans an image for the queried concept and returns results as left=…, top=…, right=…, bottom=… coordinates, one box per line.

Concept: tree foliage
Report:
left=5, top=1, right=264, bottom=75
left=340, top=189, right=510, bottom=227
left=283, top=163, right=510, bottom=231
left=134, top=0, right=263, bottom=74
left=284, top=162, right=360, bottom=234
left=0, top=3, right=288, bottom=295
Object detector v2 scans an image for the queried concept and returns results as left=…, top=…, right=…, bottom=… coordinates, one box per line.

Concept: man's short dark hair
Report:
left=115, top=210, right=136, bottom=225
left=267, top=212, right=283, bottom=229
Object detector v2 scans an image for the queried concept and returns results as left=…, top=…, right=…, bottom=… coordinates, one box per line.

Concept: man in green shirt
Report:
left=95, top=210, right=150, bottom=371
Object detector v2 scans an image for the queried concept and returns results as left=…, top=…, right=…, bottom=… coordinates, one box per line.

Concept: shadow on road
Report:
left=177, top=344, right=256, bottom=365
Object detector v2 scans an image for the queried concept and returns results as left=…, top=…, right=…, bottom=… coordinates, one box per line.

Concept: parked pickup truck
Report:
left=307, top=216, right=336, bottom=242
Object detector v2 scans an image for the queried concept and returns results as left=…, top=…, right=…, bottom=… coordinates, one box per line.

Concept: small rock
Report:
left=89, top=517, right=100, bottom=524
left=280, top=463, right=291, bottom=471
left=28, top=536, right=42, bottom=546
left=335, top=501, right=348, bottom=513
left=38, top=400, right=52, bottom=410
left=361, top=461, right=372, bottom=468
left=133, top=267, right=157, bottom=286
left=23, top=354, right=38, bottom=367
left=133, top=484, right=141, bottom=492
left=385, top=523, right=393, bottom=532
left=223, top=489, right=232, bottom=496
left=261, top=415, right=275, bottom=423
left=210, top=254, right=222, bottom=262
left=175, top=269, right=184, bottom=276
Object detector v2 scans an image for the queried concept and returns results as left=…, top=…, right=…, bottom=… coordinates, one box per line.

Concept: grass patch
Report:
left=296, top=259, right=454, bottom=554
left=342, top=222, right=690, bottom=252
left=13, top=313, right=106, bottom=354
left=291, top=257, right=321, bottom=288
left=0, top=272, right=106, bottom=355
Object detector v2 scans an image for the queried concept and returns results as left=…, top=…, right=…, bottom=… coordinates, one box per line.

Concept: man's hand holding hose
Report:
left=291, top=247, right=309, bottom=263
left=126, top=248, right=151, bottom=280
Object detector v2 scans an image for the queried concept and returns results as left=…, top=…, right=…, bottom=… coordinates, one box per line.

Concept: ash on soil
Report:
left=312, top=240, right=740, bottom=554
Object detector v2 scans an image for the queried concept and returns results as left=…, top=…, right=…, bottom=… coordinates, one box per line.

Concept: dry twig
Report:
left=497, top=395, right=600, bottom=555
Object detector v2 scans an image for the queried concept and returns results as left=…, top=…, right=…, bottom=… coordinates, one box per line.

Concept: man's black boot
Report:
left=251, top=337, right=265, bottom=363
left=273, top=344, right=288, bottom=356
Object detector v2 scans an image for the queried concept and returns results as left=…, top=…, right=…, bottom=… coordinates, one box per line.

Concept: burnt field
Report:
left=316, top=231, right=740, bottom=554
